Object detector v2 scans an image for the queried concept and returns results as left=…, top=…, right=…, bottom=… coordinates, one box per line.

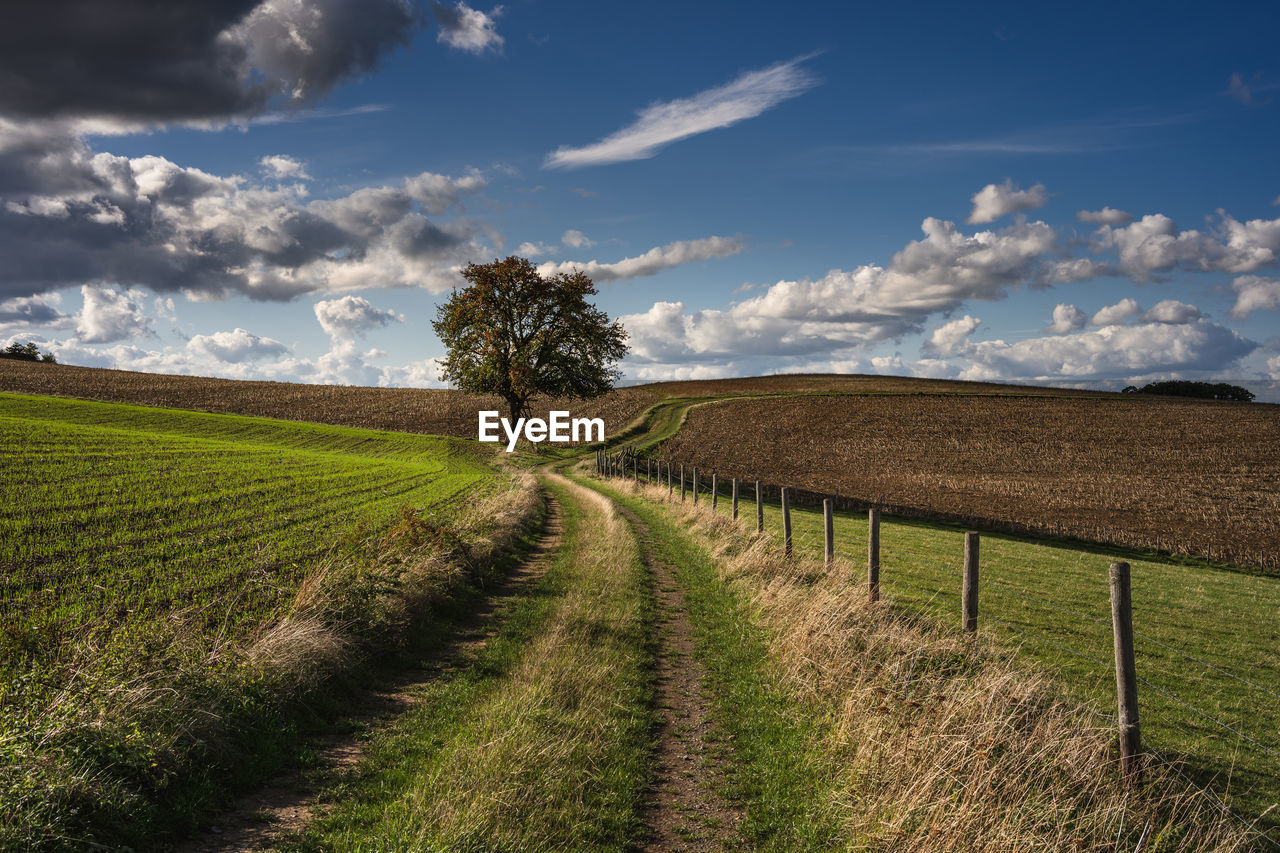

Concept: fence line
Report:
left=595, top=448, right=1278, bottom=831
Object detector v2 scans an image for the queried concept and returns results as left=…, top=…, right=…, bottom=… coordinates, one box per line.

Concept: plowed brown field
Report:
left=656, top=394, right=1280, bottom=572
left=0, top=363, right=1102, bottom=438
left=0, top=360, right=660, bottom=438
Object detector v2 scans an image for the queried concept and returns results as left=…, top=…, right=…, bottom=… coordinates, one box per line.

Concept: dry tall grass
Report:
left=621, top=475, right=1255, bottom=851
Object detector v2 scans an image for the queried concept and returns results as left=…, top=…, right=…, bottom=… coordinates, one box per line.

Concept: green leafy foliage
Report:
left=1121, top=380, right=1254, bottom=401
left=432, top=256, right=628, bottom=421
left=0, top=341, right=55, bottom=363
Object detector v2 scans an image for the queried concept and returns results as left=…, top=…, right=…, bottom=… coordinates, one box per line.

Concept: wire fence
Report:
left=598, top=449, right=1280, bottom=848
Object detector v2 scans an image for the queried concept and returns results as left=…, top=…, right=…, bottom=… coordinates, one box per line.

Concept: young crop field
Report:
left=0, top=392, right=498, bottom=666
left=635, top=468, right=1280, bottom=841
left=654, top=394, right=1280, bottom=571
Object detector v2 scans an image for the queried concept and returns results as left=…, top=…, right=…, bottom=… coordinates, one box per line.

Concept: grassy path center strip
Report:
left=288, top=471, right=655, bottom=851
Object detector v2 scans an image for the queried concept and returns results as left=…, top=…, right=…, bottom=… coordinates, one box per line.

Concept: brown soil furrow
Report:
left=178, top=493, right=563, bottom=853
left=619, top=505, right=743, bottom=852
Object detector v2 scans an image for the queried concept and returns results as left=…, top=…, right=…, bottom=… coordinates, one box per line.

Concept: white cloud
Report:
left=1267, top=354, right=1280, bottom=380
left=1090, top=215, right=1204, bottom=278
left=260, top=155, right=311, bottom=180
left=1091, top=297, right=1141, bottom=326
left=432, top=2, right=503, bottom=54
left=1042, top=258, right=1110, bottom=284
left=538, top=236, right=744, bottom=283
left=76, top=285, right=152, bottom=343
left=967, top=179, right=1047, bottom=225
left=621, top=217, right=1062, bottom=366
left=187, top=328, right=288, bottom=362
left=0, top=127, right=491, bottom=302
left=1142, top=299, right=1202, bottom=324
left=927, top=315, right=981, bottom=355
left=378, top=356, right=446, bottom=387
left=1076, top=206, right=1133, bottom=225
left=544, top=55, right=820, bottom=168
left=1090, top=211, right=1280, bottom=279
left=1216, top=211, right=1280, bottom=271
left=561, top=229, right=593, bottom=249
left=1046, top=303, right=1088, bottom=334
left=516, top=241, right=557, bottom=257
left=43, top=335, right=447, bottom=389
left=955, top=320, right=1256, bottom=381
left=1230, top=275, right=1280, bottom=318
left=870, top=355, right=904, bottom=373
left=314, top=295, right=403, bottom=339
left=154, top=297, right=178, bottom=322
left=403, top=168, right=487, bottom=214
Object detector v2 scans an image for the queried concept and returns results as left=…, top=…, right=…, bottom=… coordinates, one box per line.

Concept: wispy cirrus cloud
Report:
left=544, top=54, right=820, bottom=169
left=252, top=103, right=391, bottom=126
left=537, top=236, right=744, bottom=282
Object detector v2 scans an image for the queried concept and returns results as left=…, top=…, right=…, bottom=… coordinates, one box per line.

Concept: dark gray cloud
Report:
left=0, top=294, right=68, bottom=325
left=0, top=1, right=479, bottom=306
left=0, top=0, right=419, bottom=123
left=0, top=133, right=486, bottom=302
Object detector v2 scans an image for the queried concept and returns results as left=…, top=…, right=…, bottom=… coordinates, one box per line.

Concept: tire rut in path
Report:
left=179, top=492, right=564, bottom=853
left=616, top=502, right=744, bottom=851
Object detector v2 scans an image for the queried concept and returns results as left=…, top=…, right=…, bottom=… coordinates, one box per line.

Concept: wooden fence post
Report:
left=868, top=508, right=880, bottom=602
left=667, top=461, right=673, bottom=495
left=732, top=478, right=739, bottom=520
left=823, top=498, right=834, bottom=566
left=712, top=473, right=718, bottom=510
left=680, top=465, right=686, bottom=501
left=693, top=468, right=699, bottom=504
left=962, top=532, right=979, bottom=634
left=1109, top=560, right=1142, bottom=784
left=646, top=458, right=651, bottom=481
left=747, top=479, right=757, bottom=532
left=782, top=487, right=793, bottom=558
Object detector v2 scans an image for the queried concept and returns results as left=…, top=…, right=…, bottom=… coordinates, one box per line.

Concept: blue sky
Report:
left=2, top=0, right=1279, bottom=397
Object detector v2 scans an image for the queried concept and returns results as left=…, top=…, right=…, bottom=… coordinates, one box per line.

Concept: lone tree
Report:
left=433, top=256, right=628, bottom=421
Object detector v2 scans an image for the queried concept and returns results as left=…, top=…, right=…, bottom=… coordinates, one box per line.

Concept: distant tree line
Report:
left=0, top=341, right=56, bottom=363
left=1121, top=380, right=1254, bottom=402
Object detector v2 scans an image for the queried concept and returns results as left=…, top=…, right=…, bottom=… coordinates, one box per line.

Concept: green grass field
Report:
left=0, top=392, right=496, bottom=665
left=665, top=474, right=1280, bottom=840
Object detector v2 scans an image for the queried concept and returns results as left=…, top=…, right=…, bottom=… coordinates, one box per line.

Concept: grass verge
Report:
left=596, top=470, right=1256, bottom=851
left=677, top=481, right=1279, bottom=840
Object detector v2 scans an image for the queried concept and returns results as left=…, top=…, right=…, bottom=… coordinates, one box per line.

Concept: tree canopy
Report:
left=432, top=257, right=628, bottom=421
left=1121, top=380, right=1254, bottom=402
left=0, top=341, right=56, bottom=363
